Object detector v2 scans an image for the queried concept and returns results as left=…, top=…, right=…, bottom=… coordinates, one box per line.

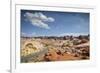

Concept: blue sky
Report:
left=21, top=10, right=89, bottom=37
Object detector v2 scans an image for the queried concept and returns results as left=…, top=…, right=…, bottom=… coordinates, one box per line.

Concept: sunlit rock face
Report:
left=21, top=40, right=44, bottom=57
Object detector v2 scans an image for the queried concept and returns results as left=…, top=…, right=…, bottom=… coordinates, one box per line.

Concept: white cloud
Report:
left=21, top=32, right=26, bottom=36
left=24, top=12, right=55, bottom=29
left=21, top=32, right=36, bottom=37
left=60, top=33, right=89, bottom=36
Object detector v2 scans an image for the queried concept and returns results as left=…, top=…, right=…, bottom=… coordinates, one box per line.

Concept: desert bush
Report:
left=62, top=40, right=73, bottom=47
left=73, top=40, right=80, bottom=45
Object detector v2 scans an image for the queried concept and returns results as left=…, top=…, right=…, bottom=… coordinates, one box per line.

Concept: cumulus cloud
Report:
left=24, top=12, right=55, bottom=29
left=21, top=32, right=36, bottom=37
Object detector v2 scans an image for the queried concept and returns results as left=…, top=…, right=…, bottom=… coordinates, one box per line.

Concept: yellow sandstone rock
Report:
left=21, top=40, right=44, bottom=57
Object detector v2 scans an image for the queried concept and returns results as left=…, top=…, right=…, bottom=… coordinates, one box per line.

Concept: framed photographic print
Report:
left=11, top=0, right=96, bottom=73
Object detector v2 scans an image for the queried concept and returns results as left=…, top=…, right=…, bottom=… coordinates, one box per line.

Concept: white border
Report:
left=11, top=4, right=96, bottom=73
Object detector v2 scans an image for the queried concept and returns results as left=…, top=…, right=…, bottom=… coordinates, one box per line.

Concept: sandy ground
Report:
left=21, top=37, right=90, bottom=63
